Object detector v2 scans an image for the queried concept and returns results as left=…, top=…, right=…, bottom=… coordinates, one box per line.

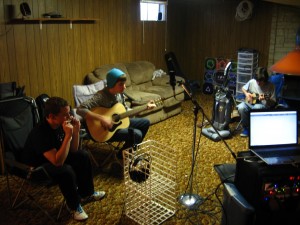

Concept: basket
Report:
left=123, top=140, right=177, bottom=225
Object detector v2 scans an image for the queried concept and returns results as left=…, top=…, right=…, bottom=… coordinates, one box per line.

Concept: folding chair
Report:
left=0, top=96, right=65, bottom=222
left=72, top=81, right=123, bottom=169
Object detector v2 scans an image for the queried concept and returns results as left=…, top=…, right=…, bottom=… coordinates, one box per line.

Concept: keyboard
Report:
left=257, top=148, right=300, bottom=158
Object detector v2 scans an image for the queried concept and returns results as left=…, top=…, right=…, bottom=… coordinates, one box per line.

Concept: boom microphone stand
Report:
left=178, top=79, right=236, bottom=210
left=178, top=83, right=204, bottom=210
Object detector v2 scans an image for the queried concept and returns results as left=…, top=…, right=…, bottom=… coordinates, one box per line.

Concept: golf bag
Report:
left=202, top=62, right=234, bottom=142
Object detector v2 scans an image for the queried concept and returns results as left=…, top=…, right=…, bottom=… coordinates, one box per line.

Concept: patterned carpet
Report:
left=0, top=93, right=248, bottom=225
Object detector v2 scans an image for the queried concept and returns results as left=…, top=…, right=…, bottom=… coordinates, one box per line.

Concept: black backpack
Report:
left=0, top=82, right=25, bottom=100
left=35, top=94, right=50, bottom=119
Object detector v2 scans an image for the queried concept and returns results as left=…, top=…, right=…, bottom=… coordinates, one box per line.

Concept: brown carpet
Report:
left=0, top=93, right=248, bottom=225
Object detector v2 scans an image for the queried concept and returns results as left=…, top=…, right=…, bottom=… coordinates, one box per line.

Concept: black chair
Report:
left=213, top=163, right=255, bottom=225
left=214, top=163, right=236, bottom=184
left=0, top=96, right=65, bottom=222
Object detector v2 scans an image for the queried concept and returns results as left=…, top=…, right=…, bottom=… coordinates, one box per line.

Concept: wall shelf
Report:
left=10, top=18, right=99, bottom=29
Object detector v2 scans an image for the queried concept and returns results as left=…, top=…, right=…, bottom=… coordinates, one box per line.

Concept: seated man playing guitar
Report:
left=237, top=67, right=276, bottom=137
left=77, top=68, right=156, bottom=160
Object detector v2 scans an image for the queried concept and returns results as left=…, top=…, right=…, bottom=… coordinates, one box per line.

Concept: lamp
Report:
left=270, top=27, right=300, bottom=75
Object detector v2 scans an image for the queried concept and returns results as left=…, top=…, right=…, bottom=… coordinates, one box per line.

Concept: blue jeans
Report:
left=237, top=102, right=266, bottom=129
left=109, top=117, right=150, bottom=150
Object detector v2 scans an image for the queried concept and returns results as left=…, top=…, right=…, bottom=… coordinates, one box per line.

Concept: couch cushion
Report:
left=93, top=63, right=132, bottom=87
left=125, top=61, right=155, bottom=85
left=130, top=81, right=153, bottom=92
left=144, top=85, right=184, bottom=100
left=124, top=89, right=161, bottom=102
left=163, top=93, right=185, bottom=107
left=151, top=75, right=169, bottom=86
left=136, top=103, right=163, bottom=116
left=152, top=75, right=184, bottom=87
left=84, top=73, right=102, bottom=84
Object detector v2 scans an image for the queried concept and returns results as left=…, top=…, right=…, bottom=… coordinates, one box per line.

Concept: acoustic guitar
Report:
left=86, top=99, right=163, bottom=142
left=245, top=92, right=270, bottom=104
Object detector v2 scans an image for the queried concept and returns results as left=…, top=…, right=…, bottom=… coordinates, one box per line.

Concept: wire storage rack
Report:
left=123, top=140, right=177, bottom=225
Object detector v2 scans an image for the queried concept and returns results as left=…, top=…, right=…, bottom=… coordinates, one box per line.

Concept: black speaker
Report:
left=234, top=151, right=300, bottom=225
left=129, top=153, right=151, bottom=183
left=20, top=2, right=31, bottom=17
left=5, top=4, right=16, bottom=20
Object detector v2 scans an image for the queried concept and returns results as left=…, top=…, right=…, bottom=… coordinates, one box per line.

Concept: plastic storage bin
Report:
left=236, top=49, right=259, bottom=96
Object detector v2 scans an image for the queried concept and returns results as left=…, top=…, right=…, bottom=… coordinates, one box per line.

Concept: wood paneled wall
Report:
left=0, top=0, right=293, bottom=105
left=0, top=0, right=167, bottom=105
left=168, top=0, right=274, bottom=83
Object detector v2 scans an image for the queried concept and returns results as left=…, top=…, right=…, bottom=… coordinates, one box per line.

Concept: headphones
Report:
left=129, top=153, right=151, bottom=183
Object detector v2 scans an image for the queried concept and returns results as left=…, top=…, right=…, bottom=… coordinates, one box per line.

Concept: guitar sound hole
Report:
left=112, top=114, right=120, bottom=122
left=110, top=121, right=122, bottom=132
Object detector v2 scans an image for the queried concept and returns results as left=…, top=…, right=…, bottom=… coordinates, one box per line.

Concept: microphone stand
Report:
left=178, top=83, right=204, bottom=210
left=178, top=81, right=236, bottom=210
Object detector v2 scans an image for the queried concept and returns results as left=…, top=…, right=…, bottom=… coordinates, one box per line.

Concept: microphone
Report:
left=223, top=61, right=232, bottom=88
left=169, top=72, right=176, bottom=97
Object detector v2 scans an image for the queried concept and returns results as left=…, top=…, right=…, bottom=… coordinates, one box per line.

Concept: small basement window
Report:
left=140, top=0, right=167, bottom=21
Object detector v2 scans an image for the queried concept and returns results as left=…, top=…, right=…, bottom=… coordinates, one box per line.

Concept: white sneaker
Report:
left=73, top=204, right=88, bottom=221
left=92, top=191, right=106, bottom=201
left=82, top=191, right=106, bottom=203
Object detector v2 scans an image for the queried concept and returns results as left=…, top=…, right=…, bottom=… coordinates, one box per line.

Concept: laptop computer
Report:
left=249, top=109, right=300, bottom=165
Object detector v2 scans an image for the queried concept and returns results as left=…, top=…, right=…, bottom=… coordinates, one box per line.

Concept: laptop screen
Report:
left=249, top=110, right=298, bottom=148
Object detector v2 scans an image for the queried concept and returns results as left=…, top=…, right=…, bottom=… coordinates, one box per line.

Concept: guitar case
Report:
left=202, top=62, right=233, bottom=142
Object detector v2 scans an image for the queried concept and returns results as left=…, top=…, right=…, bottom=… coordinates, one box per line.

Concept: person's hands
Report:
left=258, top=93, right=269, bottom=101
left=100, top=116, right=113, bottom=130
left=63, top=120, right=73, bottom=138
left=69, top=116, right=81, bottom=133
left=258, top=94, right=264, bottom=101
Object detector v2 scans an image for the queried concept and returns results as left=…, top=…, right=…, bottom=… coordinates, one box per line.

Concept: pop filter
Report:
left=223, top=61, right=232, bottom=88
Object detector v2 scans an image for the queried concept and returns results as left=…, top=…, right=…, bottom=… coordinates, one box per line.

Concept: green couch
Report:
left=83, top=61, right=185, bottom=124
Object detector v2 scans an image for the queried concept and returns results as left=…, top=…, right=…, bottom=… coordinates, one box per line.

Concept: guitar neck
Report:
left=118, top=104, right=149, bottom=120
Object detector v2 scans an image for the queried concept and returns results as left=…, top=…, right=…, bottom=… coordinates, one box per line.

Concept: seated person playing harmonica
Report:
left=237, top=67, right=276, bottom=137
left=22, top=97, right=105, bottom=221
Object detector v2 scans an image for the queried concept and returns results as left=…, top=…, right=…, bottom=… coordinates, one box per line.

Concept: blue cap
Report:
left=106, top=68, right=125, bottom=88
